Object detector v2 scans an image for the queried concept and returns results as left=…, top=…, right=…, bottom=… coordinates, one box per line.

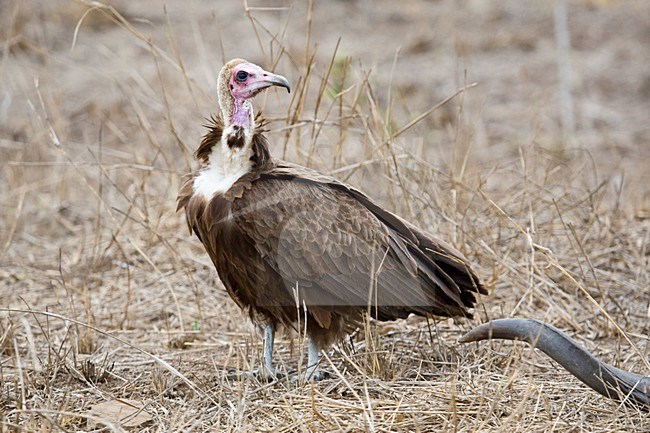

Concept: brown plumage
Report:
left=177, top=59, right=484, bottom=379
left=178, top=115, right=484, bottom=349
left=176, top=59, right=649, bottom=408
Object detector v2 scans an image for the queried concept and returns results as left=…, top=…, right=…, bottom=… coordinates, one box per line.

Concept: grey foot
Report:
left=290, top=366, right=330, bottom=382
left=225, top=367, right=285, bottom=382
left=251, top=367, right=286, bottom=382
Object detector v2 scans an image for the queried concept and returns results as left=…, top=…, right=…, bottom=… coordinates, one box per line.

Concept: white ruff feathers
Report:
left=193, top=126, right=253, bottom=199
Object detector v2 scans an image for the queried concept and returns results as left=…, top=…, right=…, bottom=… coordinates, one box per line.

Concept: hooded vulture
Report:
left=177, top=59, right=649, bottom=408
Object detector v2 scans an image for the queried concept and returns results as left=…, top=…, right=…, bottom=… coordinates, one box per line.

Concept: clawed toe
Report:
left=225, top=367, right=285, bottom=382
left=226, top=367, right=329, bottom=383
left=290, top=366, right=330, bottom=382
left=308, top=368, right=330, bottom=381
left=251, top=368, right=285, bottom=382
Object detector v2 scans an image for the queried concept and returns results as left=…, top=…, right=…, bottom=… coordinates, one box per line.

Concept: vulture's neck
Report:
left=192, top=97, right=256, bottom=200
left=230, top=98, right=253, bottom=131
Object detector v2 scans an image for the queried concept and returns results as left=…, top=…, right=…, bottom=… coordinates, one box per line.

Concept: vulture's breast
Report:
left=193, top=190, right=276, bottom=312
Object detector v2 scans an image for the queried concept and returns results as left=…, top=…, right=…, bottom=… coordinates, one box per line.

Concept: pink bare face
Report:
left=229, top=63, right=290, bottom=101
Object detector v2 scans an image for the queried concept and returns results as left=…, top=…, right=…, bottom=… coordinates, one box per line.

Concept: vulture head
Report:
left=217, top=59, right=290, bottom=137
left=190, top=60, right=290, bottom=199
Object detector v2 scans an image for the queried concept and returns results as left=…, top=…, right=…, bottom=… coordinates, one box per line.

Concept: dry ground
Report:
left=1, top=0, right=649, bottom=431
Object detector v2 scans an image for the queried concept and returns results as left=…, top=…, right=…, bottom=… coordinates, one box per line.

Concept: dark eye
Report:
left=235, top=70, right=249, bottom=82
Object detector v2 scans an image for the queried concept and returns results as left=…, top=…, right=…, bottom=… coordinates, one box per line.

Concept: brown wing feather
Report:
left=251, top=162, right=485, bottom=296
left=232, top=171, right=483, bottom=325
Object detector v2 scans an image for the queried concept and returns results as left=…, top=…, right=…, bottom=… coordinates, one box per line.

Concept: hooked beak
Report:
left=250, top=71, right=291, bottom=94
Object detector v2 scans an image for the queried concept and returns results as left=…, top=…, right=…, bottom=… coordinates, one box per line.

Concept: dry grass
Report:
left=1, top=0, right=649, bottom=431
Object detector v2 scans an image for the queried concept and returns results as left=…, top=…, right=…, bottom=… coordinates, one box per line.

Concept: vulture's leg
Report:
left=291, top=335, right=329, bottom=381
left=263, top=322, right=274, bottom=374
left=251, top=323, right=284, bottom=380
left=306, top=335, right=322, bottom=380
